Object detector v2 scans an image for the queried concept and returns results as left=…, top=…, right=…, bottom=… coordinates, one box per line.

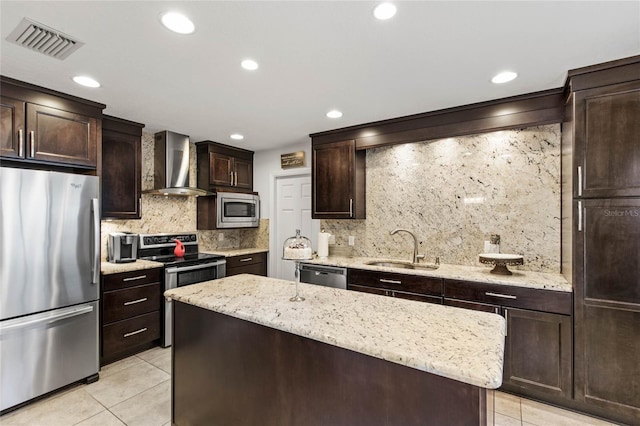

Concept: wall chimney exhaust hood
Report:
left=143, top=130, right=213, bottom=196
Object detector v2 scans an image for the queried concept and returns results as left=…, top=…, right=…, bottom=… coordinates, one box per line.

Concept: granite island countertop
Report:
left=165, top=274, right=506, bottom=389
left=301, top=256, right=572, bottom=292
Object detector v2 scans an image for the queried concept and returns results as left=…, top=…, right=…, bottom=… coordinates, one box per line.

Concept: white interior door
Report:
left=271, top=171, right=319, bottom=280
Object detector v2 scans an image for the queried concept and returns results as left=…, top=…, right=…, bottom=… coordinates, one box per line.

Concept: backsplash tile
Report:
left=321, top=125, right=561, bottom=273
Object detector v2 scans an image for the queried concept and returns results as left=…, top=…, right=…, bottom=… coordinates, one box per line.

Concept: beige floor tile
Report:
left=495, top=391, right=522, bottom=420
left=84, top=362, right=169, bottom=408
left=109, top=381, right=171, bottom=426
left=144, top=350, right=172, bottom=374
left=100, top=356, right=146, bottom=379
left=75, top=409, right=126, bottom=426
left=136, top=346, right=169, bottom=362
left=495, top=412, right=522, bottom=426
left=0, top=388, right=104, bottom=426
left=521, top=399, right=612, bottom=426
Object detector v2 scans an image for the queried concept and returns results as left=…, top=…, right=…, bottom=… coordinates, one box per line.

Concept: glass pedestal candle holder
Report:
left=282, top=229, right=313, bottom=302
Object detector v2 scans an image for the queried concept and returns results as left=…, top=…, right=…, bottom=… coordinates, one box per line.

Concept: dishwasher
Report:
left=299, top=264, right=347, bottom=289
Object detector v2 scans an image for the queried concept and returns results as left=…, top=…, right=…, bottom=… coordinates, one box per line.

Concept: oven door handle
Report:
left=165, top=260, right=226, bottom=274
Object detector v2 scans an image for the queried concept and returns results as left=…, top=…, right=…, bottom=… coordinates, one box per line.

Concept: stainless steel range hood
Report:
left=143, top=131, right=213, bottom=196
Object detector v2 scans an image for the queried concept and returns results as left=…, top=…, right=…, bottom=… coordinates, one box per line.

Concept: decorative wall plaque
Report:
left=281, top=151, right=306, bottom=169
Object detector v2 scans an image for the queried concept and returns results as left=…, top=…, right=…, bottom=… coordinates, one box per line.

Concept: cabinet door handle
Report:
left=123, top=275, right=147, bottom=282
left=577, top=166, right=583, bottom=197
left=578, top=201, right=583, bottom=232
left=123, top=297, right=148, bottom=306
left=18, top=129, right=24, bottom=157
left=349, top=198, right=353, bottom=217
left=485, top=292, right=517, bottom=299
left=123, top=328, right=147, bottom=338
left=494, top=307, right=500, bottom=315
left=30, top=131, right=35, bottom=157
left=234, top=172, right=238, bottom=186
left=239, top=257, right=253, bottom=262
left=504, top=309, right=509, bottom=337
left=380, top=278, right=402, bottom=285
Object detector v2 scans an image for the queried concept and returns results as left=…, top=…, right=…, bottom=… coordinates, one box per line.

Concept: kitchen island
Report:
left=165, top=274, right=506, bottom=425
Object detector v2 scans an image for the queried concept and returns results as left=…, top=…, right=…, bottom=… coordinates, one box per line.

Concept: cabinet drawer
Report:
left=227, top=262, right=267, bottom=277
left=444, top=298, right=501, bottom=314
left=103, top=268, right=162, bottom=291
left=103, top=283, right=161, bottom=323
left=348, top=268, right=442, bottom=296
left=226, top=252, right=267, bottom=269
left=444, top=280, right=572, bottom=315
left=348, top=283, right=387, bottom=296
left=102, top=311, right=160, bottom=359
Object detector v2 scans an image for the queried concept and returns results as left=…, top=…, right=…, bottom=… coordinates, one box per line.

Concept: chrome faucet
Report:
left=390, top=228, right=425, bottom=263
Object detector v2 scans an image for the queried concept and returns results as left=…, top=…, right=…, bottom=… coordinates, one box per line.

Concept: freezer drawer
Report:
left=0, top=301, right=99, bottom=412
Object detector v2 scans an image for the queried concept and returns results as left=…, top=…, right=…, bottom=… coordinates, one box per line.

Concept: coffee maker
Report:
left=107, top=232, right=139, bottom=263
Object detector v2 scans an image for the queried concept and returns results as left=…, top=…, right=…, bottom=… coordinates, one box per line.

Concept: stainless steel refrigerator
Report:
left=0, top=167, right=100, bottom=412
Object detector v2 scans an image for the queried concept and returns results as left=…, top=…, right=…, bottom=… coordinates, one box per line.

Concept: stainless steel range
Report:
left=138, top=233, right=225, bottom=347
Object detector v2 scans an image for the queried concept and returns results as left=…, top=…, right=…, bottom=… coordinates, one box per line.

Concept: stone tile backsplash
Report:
left=321, top=125, right=561, bottom=273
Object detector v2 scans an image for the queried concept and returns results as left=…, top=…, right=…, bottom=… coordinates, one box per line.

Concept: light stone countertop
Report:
left=101, top=260, right=164, bottom=275
left=164, top=274, right=506, bottom=389
left=205, top=248, right=269, bottom=257
left=302, top=256, right=572, bottom=292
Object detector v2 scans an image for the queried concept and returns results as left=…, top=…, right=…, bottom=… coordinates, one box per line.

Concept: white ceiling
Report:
left=1, top=1, right=638, bottom=152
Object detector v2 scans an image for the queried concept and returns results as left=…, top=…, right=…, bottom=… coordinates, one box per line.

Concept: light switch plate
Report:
left=218, top=233, right=224, bottom=242
left=348, top=236, right=355, bottom=246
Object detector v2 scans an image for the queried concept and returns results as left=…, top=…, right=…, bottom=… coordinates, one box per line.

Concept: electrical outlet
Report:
left=348, top=236, right=355, bottom=246
left=218, top=233, right=224, bottom=242
left=328, top=234, right=336, bottom=245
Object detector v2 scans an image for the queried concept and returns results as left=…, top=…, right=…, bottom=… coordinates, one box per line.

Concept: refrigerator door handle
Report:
left=91, top=198, right=100, bottom=285
left=0, top=305, right=94, bottom=335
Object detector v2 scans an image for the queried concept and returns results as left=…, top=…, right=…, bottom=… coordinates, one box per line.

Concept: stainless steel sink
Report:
left=364, top=260, right=439, bottom=270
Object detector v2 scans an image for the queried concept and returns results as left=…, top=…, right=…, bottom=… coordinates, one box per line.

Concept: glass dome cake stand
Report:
left=282, top=229, right=313, bottom=302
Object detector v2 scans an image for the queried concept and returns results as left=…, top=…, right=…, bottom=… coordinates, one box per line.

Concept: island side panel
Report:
left=172, top=301, right=487, bottom=426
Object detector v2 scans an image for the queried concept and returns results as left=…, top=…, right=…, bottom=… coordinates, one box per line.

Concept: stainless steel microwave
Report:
left=216, top=192, right=260, bottom=228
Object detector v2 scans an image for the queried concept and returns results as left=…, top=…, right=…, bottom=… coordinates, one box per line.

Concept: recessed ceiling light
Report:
left=72, top=75, right=100, bottom=88
left=374, top=3, right=397, bottom=20
left=161, top=12, right=195, bottom=34
left=491, top=71, right=518, bottom=84
left=241, top=59, right=259, bottom=71
left=230, top=134, right=244, bottom=140
left=326, top=110, right=343, bottom=119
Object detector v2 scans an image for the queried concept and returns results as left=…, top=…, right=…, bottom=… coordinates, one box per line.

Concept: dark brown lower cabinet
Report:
left=100, top=268, right=163, bottom=365
left=349, top=283, right=442, bottom=304
left=502, top=308, right=572, bottom=400
left=347, top=268, right=443, bottom=303
left=224, top=252, right=267, bottom=277
left=444, top=280, right=573, bottom=404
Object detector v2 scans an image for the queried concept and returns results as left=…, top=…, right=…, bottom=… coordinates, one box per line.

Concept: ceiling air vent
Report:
left=6, top=18, right=84, bottom=60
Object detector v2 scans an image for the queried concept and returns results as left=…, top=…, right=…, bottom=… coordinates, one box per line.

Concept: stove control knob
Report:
left=190, top=235, right=197, bottom=241
left=153, top=237, right=160, bottom=244
left=144, top=237, right=152, bottom=245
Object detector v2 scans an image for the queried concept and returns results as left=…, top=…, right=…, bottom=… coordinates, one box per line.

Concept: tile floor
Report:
left=1, top=346, right=619, bottom=426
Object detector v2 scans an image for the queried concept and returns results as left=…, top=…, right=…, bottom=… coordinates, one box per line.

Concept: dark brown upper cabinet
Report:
left=0, top=76, right=104, bottom=169
left=101, top=116, right=144, bottom=219
left=311, top=139, right=365, bottom=219
left=565, top=58, right=640, bottom=198
left=196, top=141, right=254, bottom=192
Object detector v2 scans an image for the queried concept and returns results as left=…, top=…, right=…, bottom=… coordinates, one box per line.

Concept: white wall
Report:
left=253, top=141, right=311, bottom=218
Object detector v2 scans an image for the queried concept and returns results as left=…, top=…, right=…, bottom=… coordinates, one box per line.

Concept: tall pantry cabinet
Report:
left=562, top=56, right=640, bottom=426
